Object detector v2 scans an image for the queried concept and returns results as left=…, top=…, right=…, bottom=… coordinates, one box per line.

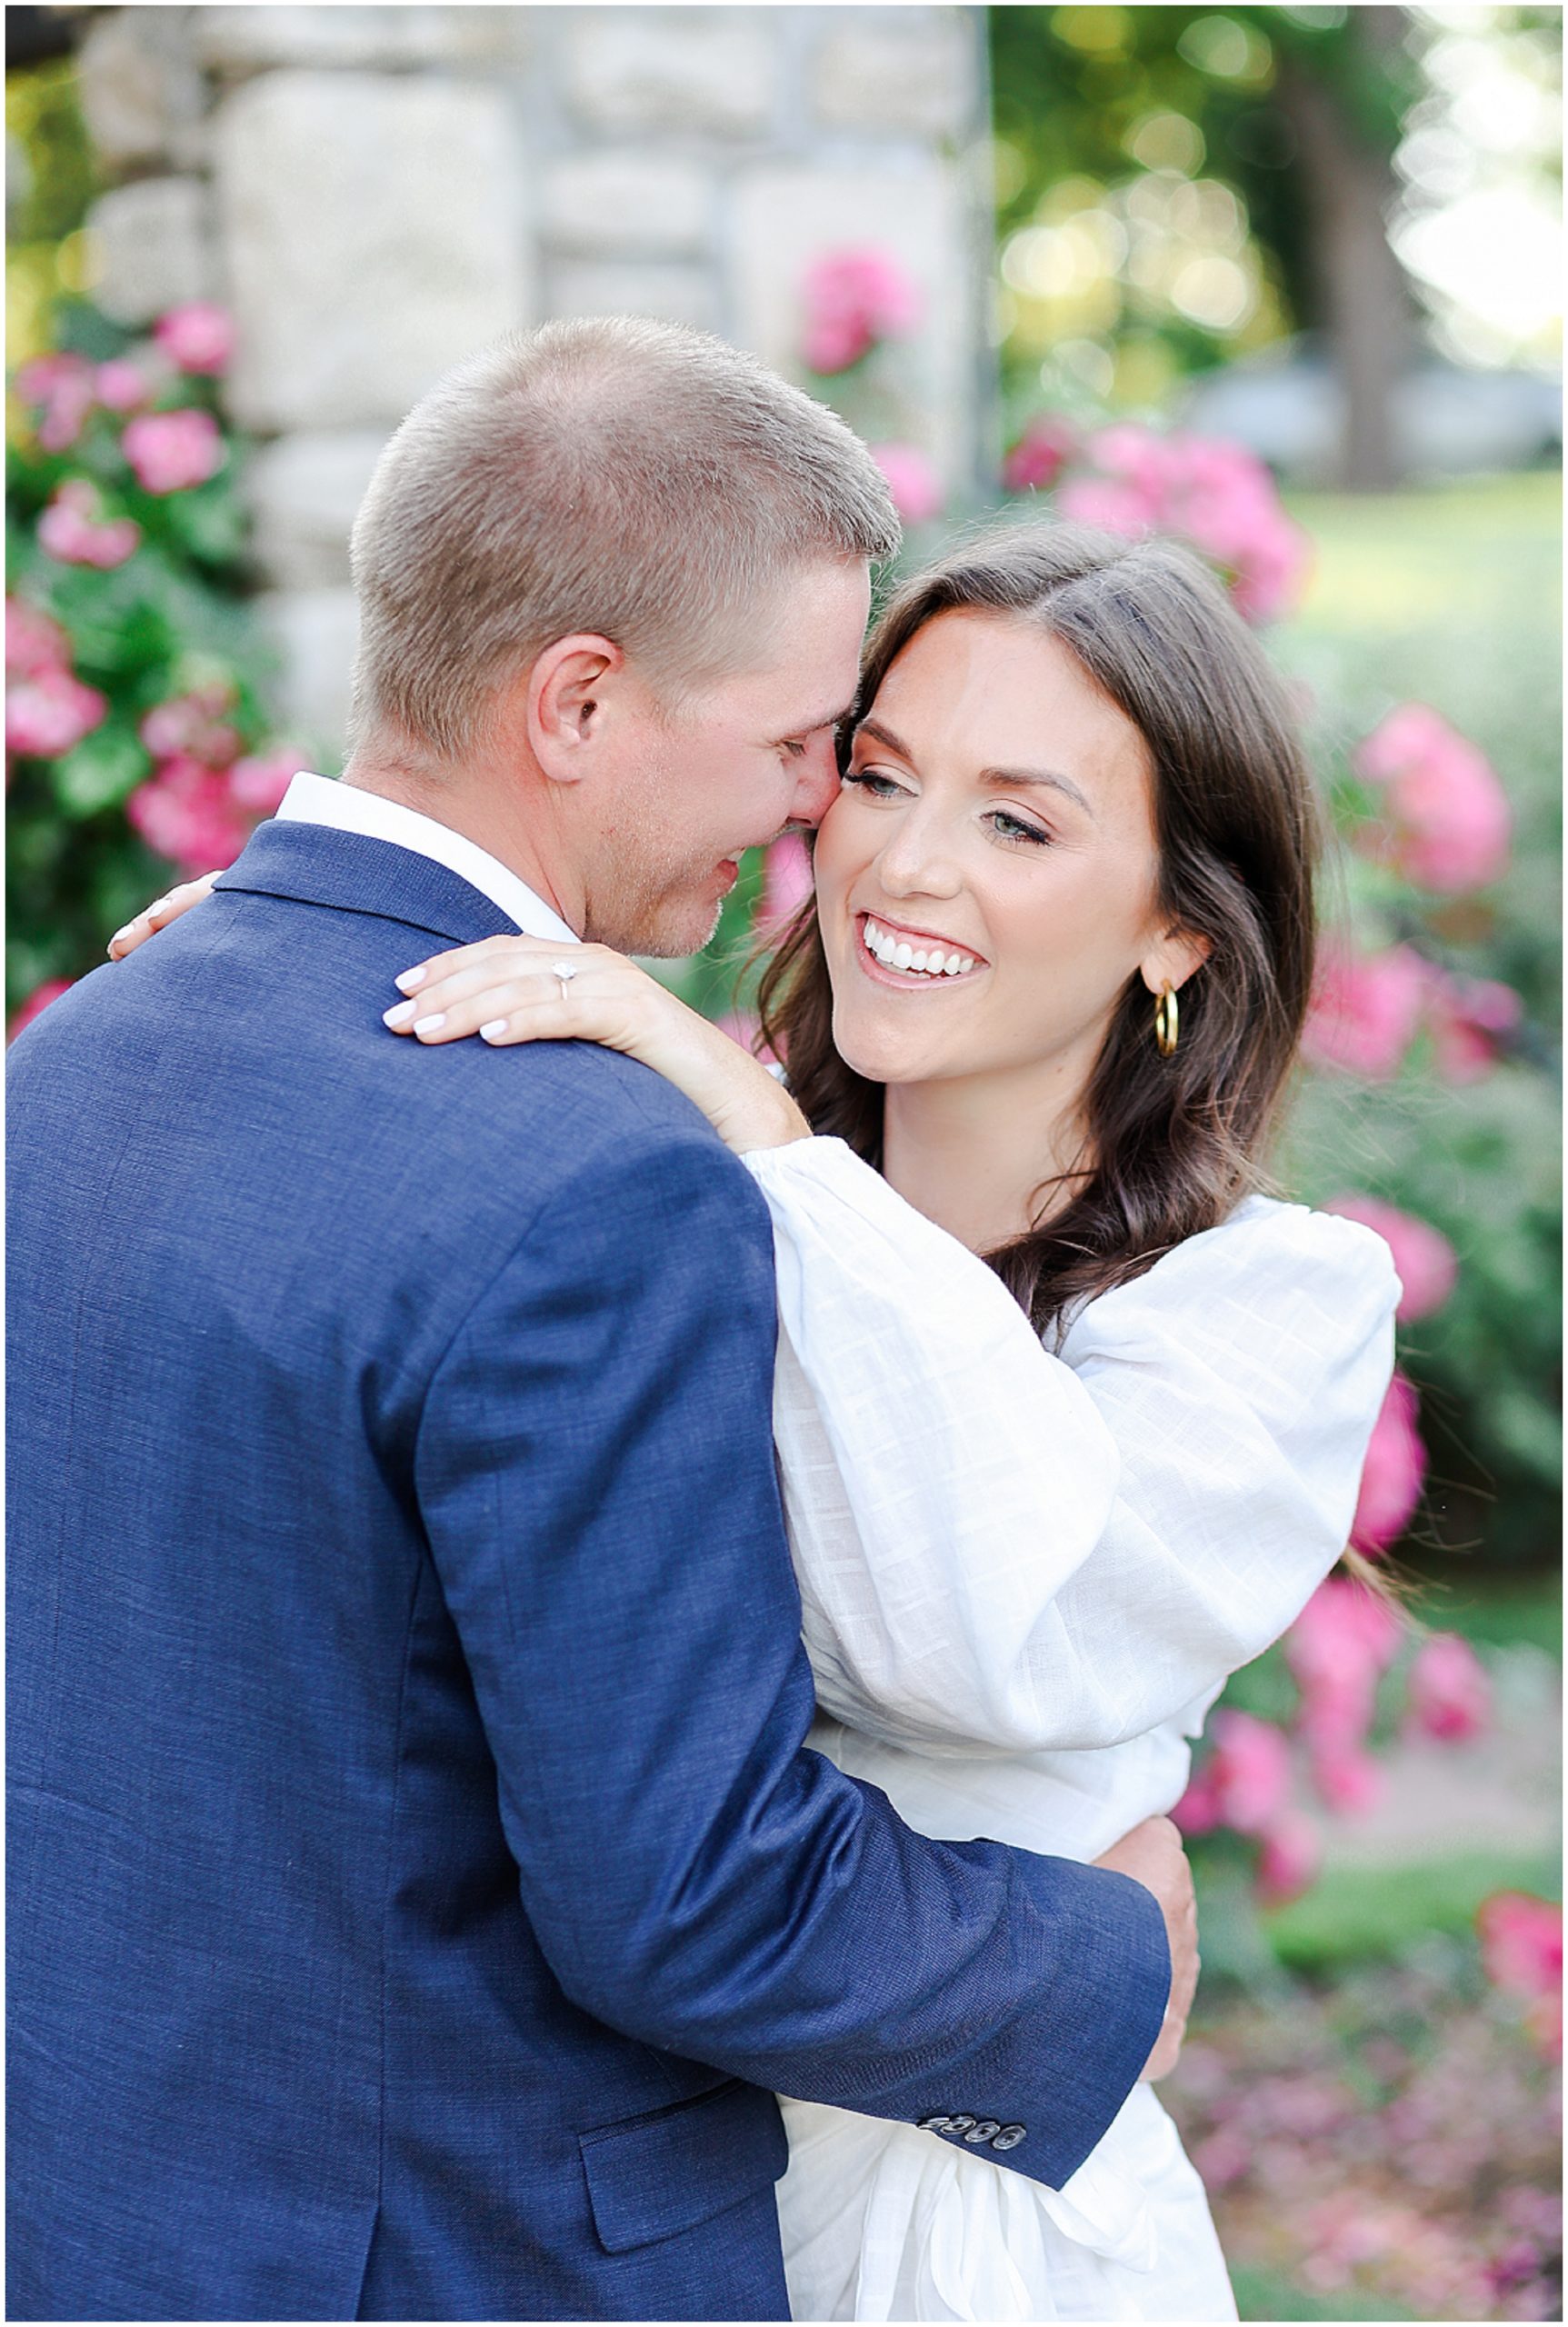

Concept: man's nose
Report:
left=788, top=735, right=842, bottom=828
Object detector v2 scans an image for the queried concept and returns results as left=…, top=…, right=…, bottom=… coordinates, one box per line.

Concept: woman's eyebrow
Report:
left=980, top=764, right=1094, bottom=815
left=856, top=718, right=1094, bottom=817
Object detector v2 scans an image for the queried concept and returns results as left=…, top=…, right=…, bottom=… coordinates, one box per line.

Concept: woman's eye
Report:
left=841, top=766, right=910, bottom=800
left=988, top=808, right=1053, bottom=847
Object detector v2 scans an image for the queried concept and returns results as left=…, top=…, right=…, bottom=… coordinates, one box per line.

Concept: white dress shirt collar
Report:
left=275, top=771, right=580, bottom=945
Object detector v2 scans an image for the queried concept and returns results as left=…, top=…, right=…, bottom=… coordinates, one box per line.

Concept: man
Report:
left=9, top=318, right=1193, bottom=2322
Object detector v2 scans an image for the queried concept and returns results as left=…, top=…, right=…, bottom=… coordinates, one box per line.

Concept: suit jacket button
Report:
left=964, top=2119, right=1002, bottom=2143
left=942, top=2113, right=976, bottom=2136
left=991, top=2124, right=1026, bottom=2152
left=917, top=2114, right=953, bottom=2132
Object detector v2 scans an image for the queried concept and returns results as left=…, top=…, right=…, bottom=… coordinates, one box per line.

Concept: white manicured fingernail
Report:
left=479, top=1020, right=508, bottom=1042
left=413, top=1014, right=445, bottom=1035
left=383, top=1001, right=418, bottom=1029
left=108, top=928, right=130, bottom=954
left=395, top=966, right=426, bottom=994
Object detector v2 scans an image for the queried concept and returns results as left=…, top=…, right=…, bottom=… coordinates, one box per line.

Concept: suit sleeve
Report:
left=414, top=1123, right=1170, bottom=2191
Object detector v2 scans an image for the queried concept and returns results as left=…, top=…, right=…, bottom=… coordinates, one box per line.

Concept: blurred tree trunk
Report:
left=1273, top=7, right=1411, bottom=492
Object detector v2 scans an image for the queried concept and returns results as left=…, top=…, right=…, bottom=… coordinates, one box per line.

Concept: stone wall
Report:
left=77, top=5, right=993, bottom=759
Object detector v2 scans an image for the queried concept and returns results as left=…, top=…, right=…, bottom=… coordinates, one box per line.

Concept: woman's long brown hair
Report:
left=756, top=519, right=1322, bottom=1342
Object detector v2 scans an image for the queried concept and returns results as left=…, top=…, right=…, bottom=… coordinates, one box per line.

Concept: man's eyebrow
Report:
left=774, top=702, right=855, bottom=745
left=855, top=717, right=1094, bottom=816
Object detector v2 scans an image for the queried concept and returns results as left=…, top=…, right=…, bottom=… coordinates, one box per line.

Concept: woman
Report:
left=116, top=522, right=1398, bottom=2322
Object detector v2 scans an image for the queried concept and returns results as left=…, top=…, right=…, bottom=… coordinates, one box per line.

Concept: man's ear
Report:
left=1140, top=925, right=1213, bottom=997
left=525, top=634, right=624, bottom=784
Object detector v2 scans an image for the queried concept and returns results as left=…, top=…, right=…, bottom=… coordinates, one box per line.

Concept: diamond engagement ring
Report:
left=551, top=960, right=579, bottom=1004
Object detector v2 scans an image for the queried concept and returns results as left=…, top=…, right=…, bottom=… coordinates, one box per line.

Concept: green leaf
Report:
left=52, top=725, right=148, bottom=819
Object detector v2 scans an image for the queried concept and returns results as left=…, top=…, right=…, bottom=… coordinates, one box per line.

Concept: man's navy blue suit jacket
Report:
left=7, top=821, right=1169, bottom=2322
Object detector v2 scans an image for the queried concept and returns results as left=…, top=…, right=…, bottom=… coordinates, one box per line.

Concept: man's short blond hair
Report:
left=348, top=316, right=902, bottom=758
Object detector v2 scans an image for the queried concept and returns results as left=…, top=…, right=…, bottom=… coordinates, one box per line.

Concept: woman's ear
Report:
left=526, top=634, right=624, bottom=784
left=1140, top=927, right=1213, bottom=996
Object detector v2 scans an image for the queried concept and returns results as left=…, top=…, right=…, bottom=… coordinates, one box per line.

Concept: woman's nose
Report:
left=874, top=810, right=964, bottom=898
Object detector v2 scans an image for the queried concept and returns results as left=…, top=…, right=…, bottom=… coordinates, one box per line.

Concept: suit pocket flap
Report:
left=579, top=2078, right=789, bottom=2254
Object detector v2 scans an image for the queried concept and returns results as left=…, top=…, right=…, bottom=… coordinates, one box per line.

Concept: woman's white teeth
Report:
left=863, top=920, right=975, bottom=978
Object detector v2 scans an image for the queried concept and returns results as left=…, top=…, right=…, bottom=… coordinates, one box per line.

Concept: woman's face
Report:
left=812, top=609, right=1206, bottom=1096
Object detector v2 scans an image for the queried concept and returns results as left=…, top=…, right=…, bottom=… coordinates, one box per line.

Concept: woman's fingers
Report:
left=394, top=933, right=589, bottom=996
left=107, top=872, right=222, bottom=959
left=384, top=964, right=599, bottom=1044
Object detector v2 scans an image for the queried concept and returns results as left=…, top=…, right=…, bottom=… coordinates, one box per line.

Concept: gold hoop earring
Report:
left=1154, top=981, right=1179, bottom=1057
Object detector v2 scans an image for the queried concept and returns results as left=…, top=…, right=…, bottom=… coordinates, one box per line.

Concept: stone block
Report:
left=245, top=431, right=390, bottom=590
left=214, top=73, right=533, bottom=434
left=814, top=11, right=980, bottom=140
left=727, top=161, right=979, bottom=495
left=76, top=6, right=209, bottom=174
left=562, top=11, right=774, bottom=137
left=546, top=260, right=717, bottom=333
left=87, top=177, right=217, bottom=326
left=195, top=6, right=533, bottom=73
left=542, top=154, right=711, bottom=257
left=255, top=587, right=361, bottom=765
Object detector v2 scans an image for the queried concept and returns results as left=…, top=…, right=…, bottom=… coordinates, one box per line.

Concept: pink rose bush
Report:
left=1477, top=1893, right=1563, bottom=2061
left=37, top=479, right=141, bottom=570
left=871, top=442, right=944, bottom=524
left=153, top=304, right=235, bottom=377
left=1002, top=414, right=1078, bottom=494
left=7, top=977, right=74, bottom=1044
left=1051, top=422, right=1312, bottom=624
left=10, top=301, right=308, bottom=1014
left=1353, top=703, right=1511, bottom=894
left=801, top=249, right=921, bottom=375
left=122, top=408, right=225, bottom=495
left=1322, top=1194, right=1458, bottom=1323
left=127, top=701, right=309, bottom=874
left=1352, top=1371, right=1426, bottom=1558
left=1406, top=1633, right=1492, bottom=1743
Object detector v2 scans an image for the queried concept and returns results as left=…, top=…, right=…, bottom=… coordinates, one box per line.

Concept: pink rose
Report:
left=5, top=598, right=72, bottom=681
left=229, top=745, right=310, bottom=814
left=7, top=976, right=74, bottom=1042
left=122, top=407, right=224, bottom=494
left=1407, top=1633, right=1491, bottom=1743
left=1203, top=1708, right=1293, bottom=1836
left=1351, top=1370, right=1424, bottom=1556
left=1256, top=1812, right=1322, bottom=1904
left=126, top=755, right=254, bottom=874
left=1172, top=1764, right=1223, bottom=1837
left=1003, top=414, right=1077, bottom=494
left=1478, top=1893, right=1563, bottom=2058
left=1286, top=1576, right=1403, bottom=1776
left=1354, top=704, right=1511, bottom=893
left=1424, top=968, right=1522, bottom=1084
left=802, top=249, right=921, bottom=375
left=1056, top=474, right=1157, bottom=538
left=1310, top=1742, right=1384, bottom=1816
left=1321, top=1194, right=1458, bottom=1323
left=5, top=667, right=108, bottom=759
left=139, top=686, right=243, bottom=769
left=95, top=358, right=152, bottom=414
left=153, top=303, right=235, bottom=376
left=15, top=353, right=95, bottom=452
left=761, top=831, right=814, bottom=925
left=37, top=480, right=142, bottom=571
left=871, top=443, right=944, bottom=524
left=1302, top=943, right=1428, bottom=1081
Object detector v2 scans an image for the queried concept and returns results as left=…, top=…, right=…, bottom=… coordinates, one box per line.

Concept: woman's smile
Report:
left=854, top=911, right=986, bottom=988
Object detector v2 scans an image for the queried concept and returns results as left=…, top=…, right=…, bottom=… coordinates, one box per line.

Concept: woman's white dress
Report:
left=737, top=1136, right=1400, bottom=2325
